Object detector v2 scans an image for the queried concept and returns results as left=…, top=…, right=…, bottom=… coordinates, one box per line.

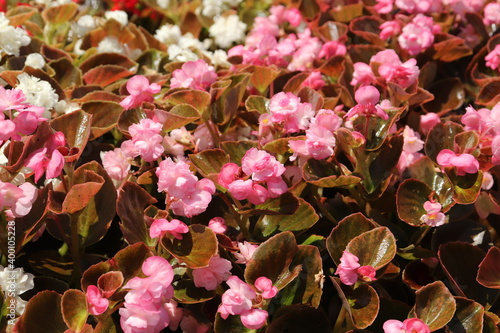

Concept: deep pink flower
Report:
left=383, top=318, right=430, bottom=333
left=241, top=148, right=285, bottom=182
left=240, top=309, right=268, bottom=329
left=208, top=217, right=227, bottom=234
left=374, top=0, right=394, bottom=14
left=247, top=183, right=270, bottom=205
left=234, top=241, right=259, bottom=264
left=254, top=277, right=278, bottom=299
left=86, top=285, right=109, bottom=316
left=485, top=45, right=500, bottom=71
left=436, top=149, right=479, bottom=176
left=193, top=255, right=232, bottom=291
left=345, top=86, right=388, bottom=120
left=218, top=163, right=241, bottom=188
left=170, top=59, right=217, bottom=91
left=120, top=75, right=161, bottom=110
left=25, top=132, right=67, bottom=182
left=335, top=251, right=361, bottom=285
left=318, top=41, right=347, bottom=59
left=379, top=20, right=401, bottom=40
left=150, top=218, right=189, bottom=239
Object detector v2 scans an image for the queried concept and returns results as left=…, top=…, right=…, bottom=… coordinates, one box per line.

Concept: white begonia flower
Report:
left=0, top=13, right=31, bottom=56
left=0, top=265, right=35, bottom=315
left=73, top=15, right=96, bottom=38
left=154, top=24, right=182, bottom=45
left=168, top=44, right=199, bottom=62
left=104, top=10, right=128, bottom=26
left=16, top=73, right=58, bottom=112
left=178, top=33, right=206, bottom=50
left=202, top=0, right=224, bottom=17
left=157, top=0, right=170, bottom=9
left=34, top=0, right=71, bottom=7
left=209, top=14, right=247, bottom=49
left=25, top=53, right=46, bottom=69
left=205, top=49, right=231, bottom=67
left=97, top=36, right=126, bottom=54
left=54, top=100, right=80, bottom=114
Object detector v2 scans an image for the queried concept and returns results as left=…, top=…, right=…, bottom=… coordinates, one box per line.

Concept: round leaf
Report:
left=446, top=297, right=484, bottom=333
left=477, top=246, right=500, bottom=289
left=173, top=279, right=216, bottom=304
left=14, top=290, right=67, bottom=333
left=410, top=281, right=456, bottom=331
left=396, top=179, right=434, bottom=226
left=61, top=289, right=89, bottom=332
left=346, top=227, right=396, bottom=270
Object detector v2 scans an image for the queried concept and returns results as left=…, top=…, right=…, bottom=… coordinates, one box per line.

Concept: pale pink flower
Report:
left=345, top=86, right=388, bottom=120
left=218, top=276, right=256, bottom=317
left=318, top=41, right=347, bottom=59
left=402, top=126, right=424, bottom=153
left=395, top=0, right=439, bottom=13
left=127, top=119, right=164, bottom=162
left=25, top=132, right=66, bottom=182
left=193, top=255, right=232, bottom=291
left=335, top=251, right=361, bottom=285
left=491, top=135, right=500, bottom=165
left=170, top=59, right=218, bottom=91
left=284, top=8, right=302, bottom=27
left=164, top=300, right=183, bottom=331
left=0, top=86, right=29, bottom=112
left=374, top=0, right=394, bottom=13
left=351, top=62, right=376, bottom=87
left=228, top=179, right=253, bottom=201
left=101, top=148, right=130, bottom=184
left=484, top=3, right=500, bottom=26
left=268, top=92, right=314, bottom=133
left=179, top=314, right=211, bottom=333
left=254, top=277, right=278, bottom=299
left=120, top=75, right=161, bottom=110
left=86, top=285, right=109, bottom=316
left=397, top=150, right=424, bottom=174
left=234, top=241, right=259, bottom=264
left=208, top=217, right=227, bottom=234
left=485, top=45, right=500, bottom=71
left=266, top=177, right=288, bottom=198
left=482, top=171, right=494, bottom=190
left=305, top=123, right=336, bottom=160
left=150, top=218, right=189, bottom=239
left=241, top=148, right=285, bottom=182
left=120, top=302, right=170, bottom=333
left=301, top=71, right=326, bottom=90
left=247, top=183, right=270, bottom=205
left=218, top=163, right=241, bottom=188
left=313, top=109, right=342, bottom=132
left=379, top=20, right=401, bottom=40
left=240, top=309, right=268, bottom=329
left=398, top=14, right=435, bottom=56
left=420, top=113, right=440, bottom=134
left=0, top=182, right=37, bottom=219
left=383, top=318, right=430, bottom=333
left=436, top=149, right=480, bottom=176
left=371, top=49, right=419, bottom=89
left=420, top=200, right=446, bottom=227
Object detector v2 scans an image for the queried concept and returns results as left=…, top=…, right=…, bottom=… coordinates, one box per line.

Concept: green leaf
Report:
left=245, top=231, right=300, bottom=290
left=97, top=271, right=124, bottom=298
left=41, top=2, right=78, bottom=24
left=410, top=281, right=456, bottom=331
left=245, top=95, right=269, bottom=114
left=189, top=149, right=229, bottom=183
left=81, top=100, right=124, bottom=139
left=330, top=277, right=380, bottom=329
left=220, top=141, right=258, bottom=165
left=214, top=313, right=257, bottom=333
left=263, top=136, right=305, bottom=156
left=477, top=246, right=500, bottom=289
left=173, top=279, right=216, bottom=304
left=254, top=197, right=319, bottom=238
left=14, top=290, right=67, bottom=333
left=302, top=159, right=361, bottom=188
left=116, top=181, right=157, bottom=246
left=346, top=227, right=397, bottom=270
left=251, top=65, right=280, bottom=93
left=164, top=89, right=211, bottom=113
left=245, top=192, right=299, bottom=216
left=396, top=179, right=434, bottom=226
left=424, top=121, right=464, bottom=163
left=447, top=170, right=483, bottom=205
left=61, top=289, right=88, bottom=332
left=163, top=104, right=201, bottom=132
left=326, top=213, right=377, bottom=265
left=446, top=297, right=484, bottom=333
left=162, top=224, right=218, bottom=268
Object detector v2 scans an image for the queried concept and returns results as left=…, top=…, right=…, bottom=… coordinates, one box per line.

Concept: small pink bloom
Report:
left=0, top=181, right=38, bottom=219
left=170, top=59, right=218, bottom=91
left=398, top=14, right=435, bottom=56
left=357, top=266, right=377, bottom=282
left=240, top=309, right=268, bottom=329
left=301, top=71, right=326, bottom=90
left=318, top=40, right=347, bottom=59
left=436, top=149, right=479, bottom=176
left=492, top=135, right=500, bottom=165
left=255, top=277, right=278, bottom=299
left=345, top=86, right=388, bottom=120
left=374, top=0, right=394, bottom=14
left=420, top=113, right=440, bottom=134
left=179, top=314, right=211, bottom=333
left=234, top=241, right=259, bottom=264
left=383, top=318, right=430, bottom=333
left=128, top=119, right=164, bottom=162
left=379, top=20, right=401, bottom=40
left=402, top=126, right=424, bottom=153
left=485, top=45, right=500, bottom=71
left=420, top=200, right=446, bottom=227
left=228, top=179, right=254, bottom=201
left=266, top=177, right=288, bottom=198
left=208, top=217, right=227, bottom=234
left=351, top=62, right=376, bottom=87
left=25, top=132, right=67, bottom=182
left=241, top=148, right=285, bottom=182
left=284, top=8, right=302, bottom=27
left=335, top=251, right=361, bottom=285
left=193, top=255, right=232, bottom=291
left=313, top=109, right=342, bottom=132
left=484, top=3, right=500, bottom=26
left=218, top=163, right=241, bottom=188
left=150, top=218, right=189, bottom=239
left=120, top=75, right=161, bottom=110
left=120, top=302, right=170, bottom=333
left=87, top=285, right=109, bottom=316
left=247, top=183, right=270, bottom=205
left=101, top=148, right=130, bottom=184
left=218, top=276, right=256, bottom=317
left=164, top=300, right=183, bottom=331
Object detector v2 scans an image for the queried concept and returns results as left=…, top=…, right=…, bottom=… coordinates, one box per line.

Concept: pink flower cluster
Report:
left=170, top=59, right=218, bottom=91
left=0, top=86, right=45, bottom=144
left=485, top=45, right=500, bottom=71
left=122, top=119, right=164, bottom=163
left=156, top=157, right=215, bottom=217
left=336, top=251, right=377, bottom=285
left=218, top=148, right=287, bottom=205
left=398, top=14, right=439, bottom=56
left=119, top=75, right=161, bottom=110
left=266, top=92, right=315, bottom=134
left=436, top=149, right=480, bottom=176
left=217, top=276, right=278, bottom=329
left=420, top=200, right=446, bottom=227
left=383, top=318, right=430, bottom=333
left=86, top=285, right=109, bottom=316
left=101, top=148, right=131, bottom=187
left=119, top=256, right=177, bottom=333
left=0, top=181, right=37, bottom=220
left=345, top=85, right=389, bottom=120
left=397, top=126, right=424, bottom=173
left=192, top=255, right=232, bottom=291
left=150, top=218, right=189, bottom=240
left=25, top=131, right=67, bottom=182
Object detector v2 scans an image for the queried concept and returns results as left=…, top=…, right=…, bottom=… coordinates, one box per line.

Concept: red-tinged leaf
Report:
left=477, top=79, right=500, bottom=106
left=76, top=91, right=121, bottom=103
left=422, top=78, right=465, bottom=114
left=220, top=141, right=258, bottom=165
left=6, top=6, right=37, bottom=27
left=266, top=305, right=330, bottom=333
left=409, top=281, right=456, bottom=331
left=28, top=250, right=73, bottom=281
left=116, top=181, right=157, bottom=246
left=164, top=89, right=211, bottom=113
left=173, top=279, right=216, bottom=304
left=94, top=316, right=119, bottom=333
left=318, top=56, right=347, bottom=81
left=41, top=44, right=73, bottom=61
left=162, top=104, right=201, bottom=132
left=409, top=87, right=435, bottom=107
left=14, top=290, right=67, bottom=333
left=349, top=45, right=386, bottom=64
left=330, top=3, right=364, bottom=23
left=251, top=65, right=281, bottom=93
left=477, top=247, right=500, bottom=289
left=50, top=110, right=92, bottom=163
left=81, top=101, right=124, bottom=139
left=79, top=53, right=138, bottom=74
left=424, top=121, right=464, bottom=163
left=41, top=2, right=78, bottom=24
left=447, top=170, right=483, bottom=205
left=214, top=313, right=256, bottom=333
left=97, top=271, right=124, bottom=298
left=446, top=297, right=484, bottom=333
left=326, top=213, right=377, bottom=265
left=346, top=227, right=397, bottom=270
left=432, top=33, right=473, bottom=62
left=117, top=107, right=147, bottom=135
left=314, top=21, right=349, bottom=43
left=48, top=57, right=82, bottom=89
left=83, top=65, right=135, bottom=87
left=245, top=95, right=269, bottom=114
left=62, top=171, right=103, bottom=214
left=302, top=158, right=361, bottom=188
left=402, top=260, right=435, bottom=290
left=255, top=197, right=319, bottom=238
left=349, top=16, right=385, bottom=46
left=283, top=72, right=310, bottom=94
left=475, top=192, right=500, bottom=219
left=439, top=242, right=499, bottom=308
left=189, top=149, right=229, bottom=185
left=484, top=311, right=500, bottom=333
left=396, top=178, right=435, bottom=226
left=61, top=289, right=88, bottom=332
left=245, top=231, right=300, bottom=289
left=298, top=86, right=324, bottom=110
left=244, top=192, right=299, bottom=216
left=161, top=224, right=218, bottom=268
left=330, top=277, right=380, bottom=329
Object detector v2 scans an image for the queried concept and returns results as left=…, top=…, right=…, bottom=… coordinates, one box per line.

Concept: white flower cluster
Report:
left=25, top=53, right=46, bottom=69
left=0, top=265, right=35, bottom=315
left=201, top=0, right=243, bottom=18
left=16, top=73, right=59, bottom=113
left=0, top=13, right=30, bottom=57
left=209, top=14, right=247, bottom=48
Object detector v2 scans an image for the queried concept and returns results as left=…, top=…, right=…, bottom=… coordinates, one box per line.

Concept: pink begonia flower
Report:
left=247, top=183, right=270, bottom=205
left=402, top=126, right=424, bottom=153
left=25, top=132, right=66, bottom=182
left=0, top=181, right=37, bottom=219
left=218, top=163, right=241, bottom=188
left=345, top=86, right=388, bottom=120
left=240, top=309, right=269, bottom=329
left=318, top=40, right=347, bottom=59
left=398, top=14, right=436, bottom=56
left=370, top=49, right=420, bottom=89
left=218, top=276, right=256, bottom=317
left=164, top=300, right=183, bottom=331
left=254, top=277, right=278, bottom=299
left=266, top=177, right=288, bottom=198
left=482, top=171, right=494, bottom=190
left=150, top=218, right=189, bottom=239
left=120, top=302, right=170, bottom=333
left=351, top=62, right=376, bottom=87
left=313, top=109, right=342, bottom=132
left=395, top=0, right=440, bottom=13
left=492, top=135, right=500, bottom=165
left=193, top=255, right=232, bottom=291
left=383, top=318, right=430, bottom=333
left=485, top=45, right=500, bottom=71
left=436, top=149, right=480, bottom=176
left=379, top=20, right=401, bottom=40
left=101, top=148, right=130, bottom=185
left=179, top=314, right=211, bottom=333
left=336, top=251, right=377, bottom=285
left=0, top=86, right=28, bottom=112
left=420, top=113, right=440, bottom=134
left=86, top=285, right=109, bottom=316
left=208, top=217, right=227, bottom=234
left=484, top=3, right=500, bottom=25
left=234, top=241, right=259, bottom=264
left=301, top=71, right=326, bottom=90
left=119, top=75, right=161, bottom=110
left=126, top=119, right=164, bottom=162
left=420, top=200, right=446, bottom=227
left=241, top=148, right=286, bottom=182
left=397, top=150, right=424, bottom=174
left=170, top=59, right=218, bottom=91
left=228, top=179, right=254, bottom=201
left=268, top=92, right=315, bottom=133
left=374, top=0, right=394, bottom=14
